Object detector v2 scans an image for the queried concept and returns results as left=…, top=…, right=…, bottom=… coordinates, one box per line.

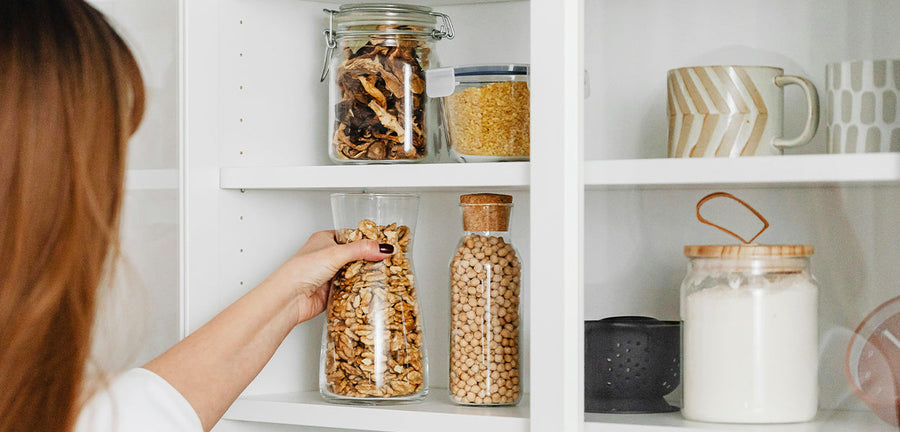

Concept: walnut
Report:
left=323, top=219, right=426, bottom=398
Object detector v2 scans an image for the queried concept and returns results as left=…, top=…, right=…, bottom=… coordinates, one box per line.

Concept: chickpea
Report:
left=449, top=233, right=521, bottom=405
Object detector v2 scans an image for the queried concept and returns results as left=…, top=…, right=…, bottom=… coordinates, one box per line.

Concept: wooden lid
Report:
left=459, top=194, right=512, bottom=231
left=684, top=244, right=814, bottom=258
left=460, top=193, right=513, bottom=205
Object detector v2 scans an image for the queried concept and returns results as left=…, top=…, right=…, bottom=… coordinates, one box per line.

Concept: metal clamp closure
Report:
left=429, top=12, right=455, bottom=40
left=319, top=8, right=454, bottom=82
left=320, top=9, right=338, bottom=82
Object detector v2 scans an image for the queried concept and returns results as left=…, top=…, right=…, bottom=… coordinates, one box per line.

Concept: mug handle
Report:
left=773, top=75, right=820, bottom=149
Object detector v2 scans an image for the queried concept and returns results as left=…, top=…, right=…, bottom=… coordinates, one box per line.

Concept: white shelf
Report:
left=219, top=162, right=530, bottom=191
left=224, top=394, right=889, bottom=432
left=220, top=155, right=900, bottom=192
left=392, top=0, right=518, bottom=5
left=222, top=389, right=528, bottom=432
left=584, top=410, right=895, bottom=432
left=585, top=154, right=900, bottom=189
left=125, top=169, right=179, bottom=190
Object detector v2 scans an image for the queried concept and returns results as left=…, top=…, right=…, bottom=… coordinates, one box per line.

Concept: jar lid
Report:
left=454, top=64, right=529, bottom=77
left=686, top=192, right=814, bottom=259
left=333, top=3, right=437, bottom=28
left=684, top=244, right=814, bottom=258
left=460, top=194, right=512, bottom=231
left=426, top=64, right=528, bottom=97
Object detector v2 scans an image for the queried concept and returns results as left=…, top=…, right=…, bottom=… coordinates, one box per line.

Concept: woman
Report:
left=0, top=2, right=391, bottom=431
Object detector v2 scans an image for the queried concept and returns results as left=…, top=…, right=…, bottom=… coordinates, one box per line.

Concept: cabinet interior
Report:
left=179, top=0, right=900, bottom=428
left=585, top=0, right=900, bottom=160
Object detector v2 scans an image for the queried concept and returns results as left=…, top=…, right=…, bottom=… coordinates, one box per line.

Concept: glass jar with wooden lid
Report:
left=448, top=193, right=522, bottom=406
left=680, top=192, right=818, bottom=423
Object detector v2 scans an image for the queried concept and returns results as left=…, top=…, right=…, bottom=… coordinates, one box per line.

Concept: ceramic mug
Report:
left=825, top=60, right=900, bottom=153
left=667, top=65, right=819, bottom=158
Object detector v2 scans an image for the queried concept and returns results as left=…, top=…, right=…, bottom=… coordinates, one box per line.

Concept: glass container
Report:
left=321, top=4, right=454, bottom=164
left=320, top=193, right=428, bottom=403
left=448, top=193, right=522, bottom=405
left=846, top=295, right=900, bottom=426
left=426, top=65, right=530, bottom=162
left=680, top=192, right=818, bottom=423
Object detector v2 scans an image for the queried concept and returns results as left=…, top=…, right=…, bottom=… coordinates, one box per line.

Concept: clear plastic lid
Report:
left=453, top=64, right=528, bottom=77
left=426, top=64, right=528, bottom=97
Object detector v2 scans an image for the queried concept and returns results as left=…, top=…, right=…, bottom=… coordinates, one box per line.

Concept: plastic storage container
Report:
left=680, top=192, right=818, bottom=423
left=448, top=193, right=522, bottom=405
left=320, top=193, right=429, bottom=403
left=426, top=65, right=530, bottom=162
left=321, top=4, right=453, bottom=164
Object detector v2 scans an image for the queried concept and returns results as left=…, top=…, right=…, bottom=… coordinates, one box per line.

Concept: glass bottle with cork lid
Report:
left=680, top=192, right=818, bottom=423
left=448, top=193, right=522, bottom=406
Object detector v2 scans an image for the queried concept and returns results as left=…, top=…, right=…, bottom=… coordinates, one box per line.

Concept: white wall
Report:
left=88, top=0, right=181, bottom=367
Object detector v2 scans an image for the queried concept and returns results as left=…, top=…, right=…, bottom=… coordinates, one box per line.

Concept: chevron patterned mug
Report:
left=667, top=66, right=819, bottom=158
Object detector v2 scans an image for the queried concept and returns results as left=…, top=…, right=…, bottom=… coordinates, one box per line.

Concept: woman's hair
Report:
left=0, top=1, right=145, bottom=431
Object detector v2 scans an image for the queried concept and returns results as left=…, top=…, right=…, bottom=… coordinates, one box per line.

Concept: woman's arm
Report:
left=143, top=231, right=393, bottom=431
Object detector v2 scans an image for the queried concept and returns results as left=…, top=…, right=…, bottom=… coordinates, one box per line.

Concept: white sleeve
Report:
left=76, top=368, right=203, bottom=432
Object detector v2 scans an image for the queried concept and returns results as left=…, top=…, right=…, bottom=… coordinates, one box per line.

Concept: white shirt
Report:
left=76, top=368, right=203, bottom=432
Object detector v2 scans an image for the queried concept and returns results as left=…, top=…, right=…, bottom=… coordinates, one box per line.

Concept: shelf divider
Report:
left=584, top=409, right=895, bottom=432
left=585, top=154, right=900, bottom=189
left=219, top=162, right=530, bottom=191
left=219, top=154, right=900, bottom=192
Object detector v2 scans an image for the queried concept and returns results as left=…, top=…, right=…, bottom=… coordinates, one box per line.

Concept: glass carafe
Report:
left=320, top=193, right=428, bottom=403
left=448, top=193, right=522, bottom=405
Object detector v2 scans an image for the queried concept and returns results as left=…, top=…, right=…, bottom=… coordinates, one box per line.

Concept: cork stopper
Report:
left=460, top=193, right=513, bottom=232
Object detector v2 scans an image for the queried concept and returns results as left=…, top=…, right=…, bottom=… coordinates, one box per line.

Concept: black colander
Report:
left=584, top=316, right=681, bottom=413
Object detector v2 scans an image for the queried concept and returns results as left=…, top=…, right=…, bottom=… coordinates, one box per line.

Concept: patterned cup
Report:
left=825, top=60, right=900, bottom=153
left=667, top=66, right=819, bottom=158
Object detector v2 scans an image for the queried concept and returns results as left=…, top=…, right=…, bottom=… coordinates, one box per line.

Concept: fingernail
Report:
left=379, top=243, right=394, bottom=254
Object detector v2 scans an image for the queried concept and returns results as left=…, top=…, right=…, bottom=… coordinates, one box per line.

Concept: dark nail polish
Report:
left=379, top=243, right=394, bottom=254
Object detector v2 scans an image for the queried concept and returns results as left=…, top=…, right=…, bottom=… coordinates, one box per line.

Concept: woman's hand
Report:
left=145, top=230, right=395, bottom=431
left=263, top=231, right=394, bottom=325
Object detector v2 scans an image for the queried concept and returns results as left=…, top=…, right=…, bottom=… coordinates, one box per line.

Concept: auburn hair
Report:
left=0, top=1, right=145, bottom=432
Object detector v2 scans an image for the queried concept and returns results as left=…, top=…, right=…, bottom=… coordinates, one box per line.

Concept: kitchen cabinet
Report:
left=107, top=0, right=900, bottom=430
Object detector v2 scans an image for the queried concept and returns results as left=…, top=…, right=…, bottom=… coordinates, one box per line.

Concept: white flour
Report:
left=682, top=274, right=818, bottom=423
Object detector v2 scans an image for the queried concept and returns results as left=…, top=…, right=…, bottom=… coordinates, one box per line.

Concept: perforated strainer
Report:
left=584, top=316, right=681, bottom=413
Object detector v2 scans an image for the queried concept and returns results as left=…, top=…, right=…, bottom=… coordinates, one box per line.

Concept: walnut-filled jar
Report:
left=320, top=4, right=454, bottom=164
left=320, top=193, right=428, bottom=403
left=448, top=193, right=522, bottom=406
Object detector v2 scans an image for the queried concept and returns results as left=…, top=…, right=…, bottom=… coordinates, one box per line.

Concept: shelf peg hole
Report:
left=240, top=281, right=244, bottom=285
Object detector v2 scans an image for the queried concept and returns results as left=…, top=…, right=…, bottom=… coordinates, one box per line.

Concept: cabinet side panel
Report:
left=531, top=0, right=585, bottom=429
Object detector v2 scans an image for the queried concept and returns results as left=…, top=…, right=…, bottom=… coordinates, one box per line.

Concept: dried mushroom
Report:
left=324, top=219, right=425, bottom=398
left=331, top=26, right=430, bottom=161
